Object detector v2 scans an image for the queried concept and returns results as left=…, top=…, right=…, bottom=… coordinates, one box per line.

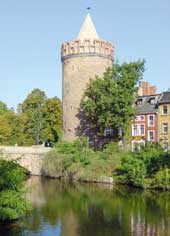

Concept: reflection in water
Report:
left=0, top=177, right=170, bottom=236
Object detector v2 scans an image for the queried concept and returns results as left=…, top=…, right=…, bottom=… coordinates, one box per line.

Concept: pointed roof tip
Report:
left=77, top=13, right=100, bottom=40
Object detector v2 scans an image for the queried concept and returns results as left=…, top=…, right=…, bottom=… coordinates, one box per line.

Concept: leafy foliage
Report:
left=116, top=143, right=170, bottom=189
left=153, top=168, right=170, bottom=190
left=81, top=61, right=145, bottom=148
left=43, top=139, right=122, bottom=181
left=0, top=89, right=62, bottom=146
left=0, top=160, right=25, bottom=191
left=0, top=190, right=31, bottom=221
left=0, top=101, right=8, bottom=115
left=0, top=160, right=31, bottom=221
left=44, top=140, right=170, bottom=190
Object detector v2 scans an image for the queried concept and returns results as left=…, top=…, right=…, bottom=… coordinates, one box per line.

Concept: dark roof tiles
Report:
left=159, top=92, right=170, bottom=104
left=136, top=94, right=160, bottom=114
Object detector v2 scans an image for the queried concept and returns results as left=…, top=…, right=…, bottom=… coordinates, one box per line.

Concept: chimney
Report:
left=138, top=81, right=157, bottom=96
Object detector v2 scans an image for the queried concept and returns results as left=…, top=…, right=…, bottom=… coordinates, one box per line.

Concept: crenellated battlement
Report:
left=61, top=39, right=114, bottom=61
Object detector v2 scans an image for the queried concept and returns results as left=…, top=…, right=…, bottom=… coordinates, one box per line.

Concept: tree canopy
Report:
left=81, top=60, right=145, bottom=149
left=0, top=89, right=62, bottom=146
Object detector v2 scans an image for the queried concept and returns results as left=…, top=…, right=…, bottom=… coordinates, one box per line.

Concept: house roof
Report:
left=159, top=92, right=170, bottom=104
left=136, top=94, right=160, bottom=114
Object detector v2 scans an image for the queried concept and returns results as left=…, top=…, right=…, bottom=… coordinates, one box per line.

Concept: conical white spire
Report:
left=77, top=13, right=99, bottom=40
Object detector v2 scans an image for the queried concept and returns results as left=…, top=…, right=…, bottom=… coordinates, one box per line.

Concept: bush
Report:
left=116, top=144, right=170, bottom=189
left=116, top=153, right=147, bottom=188
left=152, top=168, right=170, bottom=190
left=0, top=160, right=25, bottom=191
left=0, top=190, right=31, bottom=221
left=43, top=140, right=122, bottom=181
left=133, top=143, right=165, bottom=175
left=42, top=150, right=69, bottom=178
left=44, top=140, right=170, bottom=190
left=0, top=160, right=31, bottom=221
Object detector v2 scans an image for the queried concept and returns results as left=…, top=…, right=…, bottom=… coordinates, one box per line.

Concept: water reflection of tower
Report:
left=61, top=212, right=78, bottom=236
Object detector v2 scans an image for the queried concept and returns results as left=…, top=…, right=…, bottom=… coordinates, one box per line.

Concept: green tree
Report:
left=0, top=115, right=11, bottom=145
left=43, top=97, right=62, bottom=142
left=0, top=101, right=8, bottom=115
left=19, top=89, right=62, bottom=145
left=0, top=160, right=31, bottom=221
left=81, top=61, right=145, bottom=149
left=5, top=112, right=27, bottom=146
left=19, top=88, right=46, bottom=145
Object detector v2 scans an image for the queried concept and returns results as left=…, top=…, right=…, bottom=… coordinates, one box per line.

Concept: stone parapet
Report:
left=0, top=146, right=51, bottom=176
left=61, top=39, right=114, bottom=61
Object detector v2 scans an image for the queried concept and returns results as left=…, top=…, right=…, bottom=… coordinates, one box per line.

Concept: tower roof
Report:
left=77, top=13, right=99, bottom=40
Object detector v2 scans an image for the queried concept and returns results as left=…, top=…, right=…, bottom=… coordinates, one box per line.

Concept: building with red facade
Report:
left=131, top=94, right=160, bottom=150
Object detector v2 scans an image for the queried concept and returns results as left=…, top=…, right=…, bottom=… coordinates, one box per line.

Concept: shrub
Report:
left=133, top=143, right=165, bottom=175
left=152, top=168, right=170, bottom=190
left=0, top=160, right=25, bottom=191
left=44, top=140, right=170, bottom=190
left=0, top=160, right=31, bottom=221
left=0, top=190, right=31, bottom=221
left=116, top=153, right=147, bottom=188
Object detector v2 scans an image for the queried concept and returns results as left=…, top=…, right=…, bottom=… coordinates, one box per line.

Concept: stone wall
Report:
left=0, top=146, right=51, bottom=176
left=62, top=55, right=113, bottom=141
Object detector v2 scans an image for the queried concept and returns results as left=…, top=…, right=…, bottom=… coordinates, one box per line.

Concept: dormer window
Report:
left=150, top=98, right=155, bottom=105
left=137, top=99, right=143, bottom=105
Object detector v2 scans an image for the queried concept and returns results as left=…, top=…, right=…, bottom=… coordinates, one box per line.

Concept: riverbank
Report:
left=42, top=140, right=170, bottom=190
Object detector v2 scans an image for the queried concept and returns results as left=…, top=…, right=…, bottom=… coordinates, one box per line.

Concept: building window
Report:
left=163, top=142, right=169, bottom=152
left=133, top=125, right=138, bottom=135
left=104, top=127, right=113, bottom=136
left=140, top=125, right=145, bottom=135
left=137, top=99, right=143, bottom=105
left=162, top=106, right=168, bottom=115
left=80, top=46, right=84, bottom=53
left=162, top=123, right=168, bottom=134
left=148, top=130, right=155, bottom=141
left=135, top=115, right=145, bottom=121
left=150, top=98, right=155, bottom=105
left=132, top=124, right=145, bottom=136
left=132, top=140, right=145, bottom=151
left=140, top=115, right=145, bottom=121
left=148, top=115, right=154, bottom=127
left=70, top=47, right=74, bottom=54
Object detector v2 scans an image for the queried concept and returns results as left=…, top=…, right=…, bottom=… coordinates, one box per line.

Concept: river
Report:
left=0, top=176, right=170, bottom=236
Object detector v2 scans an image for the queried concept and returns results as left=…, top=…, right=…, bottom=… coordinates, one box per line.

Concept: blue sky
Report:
left=0, top=0, right=169, bottom=109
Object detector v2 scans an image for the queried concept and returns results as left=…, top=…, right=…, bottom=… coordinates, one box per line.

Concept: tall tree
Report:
left=43, top=97, right=62, bottom=142
left=19, top=89, right=46, bottom=145
left=81, top=60, right=145, bottom=149
left=19, top=89, right=62, bottom=145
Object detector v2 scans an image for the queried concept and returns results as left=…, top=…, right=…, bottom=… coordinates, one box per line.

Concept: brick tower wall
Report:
left=61, top=39, right=114, bottom=141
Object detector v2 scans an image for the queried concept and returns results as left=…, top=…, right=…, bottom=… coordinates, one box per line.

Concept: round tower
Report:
left=61, top=13, right=114, bottom=141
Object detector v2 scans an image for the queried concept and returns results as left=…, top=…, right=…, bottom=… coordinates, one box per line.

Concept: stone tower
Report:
left=61, top=13, right=114, bottom=141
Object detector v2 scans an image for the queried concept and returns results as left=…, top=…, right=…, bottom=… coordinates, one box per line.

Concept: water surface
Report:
left=0, top=177, right=170, bottom=236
